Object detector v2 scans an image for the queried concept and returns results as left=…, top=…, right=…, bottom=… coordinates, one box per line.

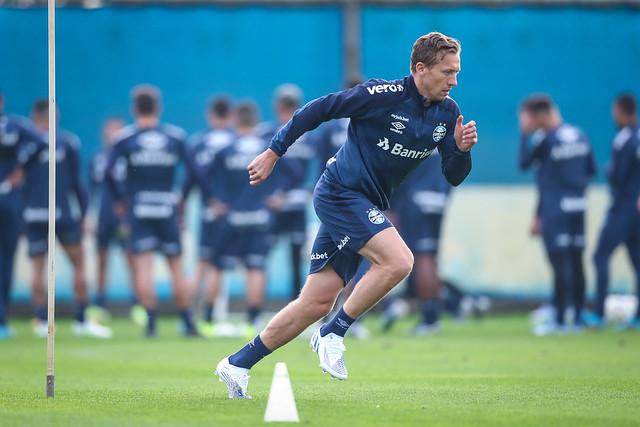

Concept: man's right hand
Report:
left=247, top=148, right=280, bottom=186
left=519, top=111, right=536, bottom=135
left=115, top=201, right=127, bottom=219
left=530, top=216, right=541, bottom=236
left=209, top=199, right=229, bottom=217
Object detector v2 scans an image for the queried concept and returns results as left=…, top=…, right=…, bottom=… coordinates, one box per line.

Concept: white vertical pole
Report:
left=46, top=0, right=56, bottom=399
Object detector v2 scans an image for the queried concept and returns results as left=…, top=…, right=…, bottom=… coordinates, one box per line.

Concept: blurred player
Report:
left=22, top=99, right=112, bottom=338
left=182, top=97, right=234, bottom=334
left=590, top=93, right=640, bottom=330
left=258, top=84, right=315, bottom=300
left=87, top=118, right=136, bottom=319
left=0, top=90, right=45, bottom=339
left=105, top=85, right=202, bottom=337
left=216, top=32, right=476, bottom=398
left=519, top=95, right=596, bottom=335
left=390, top=149, right=451, bottom=335
left=208, top=102, right=275, bottom=335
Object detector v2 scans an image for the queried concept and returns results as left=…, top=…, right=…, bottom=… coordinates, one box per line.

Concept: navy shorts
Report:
left=310, top=175, right=393, bottom=284
left=398, top=209, right=443, bottom=255
left=96, top=216, right=126, bottom=250
left=199, top=219, right=225, bottom=261
left=127, top=214, right=181, bottom=256
left=26, top=220, right=83, bottom=257
left=540, top=206, right=585, bottom=254
left=213, top=226, right=270, bottom=270
left=272, top=209, right=307, bottom=246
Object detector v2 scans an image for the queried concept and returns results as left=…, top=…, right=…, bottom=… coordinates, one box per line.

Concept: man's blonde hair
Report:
left=410, top=32, right=461, bottom=72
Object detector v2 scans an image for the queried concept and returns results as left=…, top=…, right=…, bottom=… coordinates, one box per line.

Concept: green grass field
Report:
left=1, top=314, right=639, bottom=426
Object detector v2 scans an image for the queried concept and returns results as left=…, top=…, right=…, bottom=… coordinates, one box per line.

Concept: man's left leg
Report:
left=64, top=240, right=113, bottom=339
left=307, top=227, right=413, bottom=379
left=414, top=254, right=442, bottom=334
left=341, top=227, right=413, bottom=319
left=166, top=254, right=198, bottom=336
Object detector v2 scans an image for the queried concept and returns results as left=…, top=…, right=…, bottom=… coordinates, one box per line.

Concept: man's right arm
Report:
left=269, top=78, right=405, bottom=157
left=104, top=140, right=127, bottom=203
left=519, top=130, right=545, bottom=170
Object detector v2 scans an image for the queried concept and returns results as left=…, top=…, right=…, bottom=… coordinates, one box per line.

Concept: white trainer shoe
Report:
left=32, top=319, right=48, bottom=338
left=310, top=327, right=348, bottom=380
left=413, top=322, right=442, bottom=337
left=71, top=320, right=113, bottom=339
left=215, top=357, right=252, bottom=399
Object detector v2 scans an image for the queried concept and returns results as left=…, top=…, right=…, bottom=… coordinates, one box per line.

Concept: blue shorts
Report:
left=272, top=209, right=306, bottom=246
left=309, top=175, right=393, bottom=284
left=540, top=205, right=585, bottom=254
left=96, top=216, right=126, bottom=250
left=26, top=220, right=83, bottom=257
left=398, top=210, right=443, bottom=255
left=127, top=214, right=181, bottom=256
left=199, top=219, right=225, bottom=261
left=213, top=226, right=270, bottom=270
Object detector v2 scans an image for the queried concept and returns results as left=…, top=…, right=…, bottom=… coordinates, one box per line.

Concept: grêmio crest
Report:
left=433, top=123, right=447, bottom=142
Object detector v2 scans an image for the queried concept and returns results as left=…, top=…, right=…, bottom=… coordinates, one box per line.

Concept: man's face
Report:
left=612, top=104, right=625, bottom=129
left=416, top=52, right=460, bottom=102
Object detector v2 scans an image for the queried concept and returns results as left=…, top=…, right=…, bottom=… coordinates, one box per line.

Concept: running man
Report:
left=104, top=85, right=203, bottom=337
left=88, top=118, right=135, bottom=317
left=0, top=90, right=45, bottom=339
left=22, top=99, right=112, bottom=338
left=590, top=93, right=640, bottom=330
left=519, top=95, right=596, bottom=335
left=181, top=97, right=234, bottom=334
left=215, top=32, right=477, bottom=398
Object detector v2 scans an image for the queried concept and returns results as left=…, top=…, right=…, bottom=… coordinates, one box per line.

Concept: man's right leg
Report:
left=0, top=206, right=20, bottom=332
left=96, top=248, right=109, bottom=307
left=202, top=263, right=222, bottom=323
left=593, top=213, right=625, bottom=319
left=247, top=264, right=343, bottom=353
left=216, top=264, right=343, bottom=398
left=133, top=252, right=157, bottom=336
left=30, top=253, right=48, bottom=337
left=414, top=254, right=442, bottom=333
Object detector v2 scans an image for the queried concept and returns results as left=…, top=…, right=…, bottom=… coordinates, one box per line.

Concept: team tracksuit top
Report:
left=268, top=75, right=472, bottom=211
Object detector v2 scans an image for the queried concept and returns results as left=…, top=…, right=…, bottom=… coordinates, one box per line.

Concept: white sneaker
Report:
left=215, top=357, right=251, bottom=399
left=72, top=320, right=113, bottom=339
left=532, top=321, right=565, bottom=336
left=413, top=322, right=442, bottom=337
left=32, top=319, right=48, bottom=338
left=310, top=327, right=348, bottom=380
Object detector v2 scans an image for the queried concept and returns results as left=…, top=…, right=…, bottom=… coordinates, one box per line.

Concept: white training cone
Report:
left=264, top=362, right=299, bottom=423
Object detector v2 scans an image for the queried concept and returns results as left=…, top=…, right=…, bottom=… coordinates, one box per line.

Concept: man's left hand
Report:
left=454, top=115, right=477, bottom=152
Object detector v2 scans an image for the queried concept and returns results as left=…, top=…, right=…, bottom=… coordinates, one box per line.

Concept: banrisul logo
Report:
left=367, top=208, right=386, bottom=225
left=433, top=123, right=447, bottom=142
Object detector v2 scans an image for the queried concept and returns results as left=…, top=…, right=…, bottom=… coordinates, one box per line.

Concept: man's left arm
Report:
left=68, top=136, right=88, bottom=218
left=439, top=114, right=476, bottom=186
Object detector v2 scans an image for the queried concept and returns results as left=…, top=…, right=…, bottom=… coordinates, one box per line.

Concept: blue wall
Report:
left=0, top=6, right=343, bottom=176
left=1, top=6, right=639, bottom=183
left=363, top=6, right=640, bottom=183
left=2, top=5, right=639, bottom=302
